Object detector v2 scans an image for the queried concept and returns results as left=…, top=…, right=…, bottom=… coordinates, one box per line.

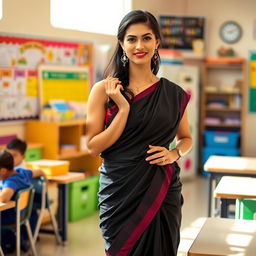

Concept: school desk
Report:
left=188, top=217, right=256, bottom=256
left=204, top=155, right=256, bottom=217
left=0, top=201, right=15, bottom=255
left=47, top=172, right=85, bottom=244
left=214, top=176, right=256, bottom=217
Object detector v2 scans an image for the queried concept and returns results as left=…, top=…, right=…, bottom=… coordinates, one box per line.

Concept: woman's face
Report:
left=120, top=23, right=160, bottom=67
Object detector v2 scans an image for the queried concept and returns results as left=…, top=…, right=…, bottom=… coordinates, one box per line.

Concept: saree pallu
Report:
left=99, top=78, right=190, bottom=256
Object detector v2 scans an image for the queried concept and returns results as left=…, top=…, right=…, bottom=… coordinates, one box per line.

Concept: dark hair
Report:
left=104, top=10, right=162, bottom=104
left=7, top=138, right=27, bottom=155
left=0, top=150, right=14, bottom=171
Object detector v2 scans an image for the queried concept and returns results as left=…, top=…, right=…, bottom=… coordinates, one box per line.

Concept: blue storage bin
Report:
left=204, top=131, right=240, bottom=148
left=202, top=146, right=240, bottom=176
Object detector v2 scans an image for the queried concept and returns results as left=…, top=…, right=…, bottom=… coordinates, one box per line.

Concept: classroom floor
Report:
left=25, top=175, right=209, bottom=256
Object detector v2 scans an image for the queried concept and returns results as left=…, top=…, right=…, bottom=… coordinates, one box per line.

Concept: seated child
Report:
left=6, top=138, right=27, bottom=169
left=0, top=150, right=46, bottom=253
left=6, top=138, right=47, bottom=245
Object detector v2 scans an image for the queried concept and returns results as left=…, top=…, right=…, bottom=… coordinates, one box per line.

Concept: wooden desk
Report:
left=204, top=156, right=256, bottom=217
left=188, top=218, right=256, bottom=256
left=47, top=172, right=85, bottom=244
left=48, top=172, right=85, bottom=184
left=214, top=176, right=256, bottom=217
left=0, top=201, right=15, bottom=211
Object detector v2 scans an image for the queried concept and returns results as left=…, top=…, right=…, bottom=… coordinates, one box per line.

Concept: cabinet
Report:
left=25, top=119, right=101, bottom=174
left=200, top=58, right=246, bottom=172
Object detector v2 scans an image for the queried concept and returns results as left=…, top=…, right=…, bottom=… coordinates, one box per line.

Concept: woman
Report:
left=86, top=10, right=192, bottom=256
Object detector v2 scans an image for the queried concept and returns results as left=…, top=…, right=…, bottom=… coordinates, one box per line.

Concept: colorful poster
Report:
left=250, top=61, right=256, bottom=87
left=0, top=34, right=93, bottom=121
left=39, top=67, right=90, bottom=107
left=249, top=51, right=256, bottom=112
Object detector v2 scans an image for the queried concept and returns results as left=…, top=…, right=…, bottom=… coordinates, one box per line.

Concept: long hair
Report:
left=104, top=10, right=162, bottom=104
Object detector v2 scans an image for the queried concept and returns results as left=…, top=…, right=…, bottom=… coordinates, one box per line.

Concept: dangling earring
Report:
left=121, top=51, right=129, bottom=67
left=153, top=49, right=159, bottom=65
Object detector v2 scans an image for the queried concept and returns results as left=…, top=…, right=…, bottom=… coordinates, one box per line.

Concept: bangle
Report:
left=172, top=148, right=181, bottom=161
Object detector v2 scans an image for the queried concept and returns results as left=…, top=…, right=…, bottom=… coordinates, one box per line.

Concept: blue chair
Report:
left=31, top=177, right=61, bottom=244
left=1, top=185, right=37, bottom=256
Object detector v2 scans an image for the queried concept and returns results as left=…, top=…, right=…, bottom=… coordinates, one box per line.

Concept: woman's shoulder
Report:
left=89, top=79, right=108, bottom=101
left=91, top=79, right=106, bottom=92
left=160, top=77, right=184, bottom=93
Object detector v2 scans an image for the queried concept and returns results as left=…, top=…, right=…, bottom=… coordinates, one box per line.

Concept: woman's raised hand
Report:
left=104, top=76, right=130, bottom=109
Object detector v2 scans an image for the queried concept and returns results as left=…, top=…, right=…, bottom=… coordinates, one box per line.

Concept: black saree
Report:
left=98, top=77, right=190, bottom=256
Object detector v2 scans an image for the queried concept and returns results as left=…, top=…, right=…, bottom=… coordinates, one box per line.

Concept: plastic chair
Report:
left=31, top=177, right=61, bottom=244
left=1, top=185, right=37, bottom=256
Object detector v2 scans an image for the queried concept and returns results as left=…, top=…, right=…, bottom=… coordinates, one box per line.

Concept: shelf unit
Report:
left=200, top=57, right=247, bottom=170
left=159, top=15, right=205, bottom=51
left=25, top=119, right=101, bottom=174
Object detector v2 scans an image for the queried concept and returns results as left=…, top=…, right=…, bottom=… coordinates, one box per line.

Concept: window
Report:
left=50, top=0, right=131, bottom=35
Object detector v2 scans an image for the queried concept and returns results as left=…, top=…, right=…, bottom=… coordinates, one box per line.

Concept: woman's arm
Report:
left=173, top=110, right=193, bottom=157
left=146, top=110, right=192, bottom=165
left=85, top=77, right=130, bottom=156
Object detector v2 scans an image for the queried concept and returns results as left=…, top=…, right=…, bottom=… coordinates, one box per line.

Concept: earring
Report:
left=153, top=49, right=159, bottom=65
left=121, top=51, right=129, bottom=67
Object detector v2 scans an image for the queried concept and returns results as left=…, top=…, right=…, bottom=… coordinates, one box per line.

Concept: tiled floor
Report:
left=34, top=175, right=209, bottom=256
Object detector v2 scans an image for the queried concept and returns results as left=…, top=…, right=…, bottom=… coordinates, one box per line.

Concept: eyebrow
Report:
left=126, top=33, right=153, bottom=37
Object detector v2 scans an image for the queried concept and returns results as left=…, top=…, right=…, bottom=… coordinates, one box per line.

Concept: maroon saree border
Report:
left=105, top=80, right=160, bottom=125
left=106, top=164, right=174, bottom=256
left=132, top=80, right=160, bottom=103
left=181, top=92, right=191, bottom=118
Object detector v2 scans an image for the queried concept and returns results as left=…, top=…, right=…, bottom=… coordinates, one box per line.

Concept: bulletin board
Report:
left=38, top=65, right=90, bottom=108
left=0, top=34, right=93, bottom=121
left=249, top=51, right=256, bottom=112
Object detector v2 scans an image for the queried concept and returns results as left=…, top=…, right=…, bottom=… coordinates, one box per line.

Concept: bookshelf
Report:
left=200, top=57, right=247, bottom=172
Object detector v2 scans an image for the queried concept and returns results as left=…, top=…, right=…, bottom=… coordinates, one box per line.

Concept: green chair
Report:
left=236, top=198, right=256, bottom=220
left=1, top=185, right=37, bottom=256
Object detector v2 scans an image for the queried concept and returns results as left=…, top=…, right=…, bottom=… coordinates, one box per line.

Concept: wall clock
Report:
left=219, top=21, right=242, bottom=44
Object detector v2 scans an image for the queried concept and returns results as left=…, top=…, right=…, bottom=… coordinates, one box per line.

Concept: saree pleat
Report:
left=99, top=78, right=190, bottom=256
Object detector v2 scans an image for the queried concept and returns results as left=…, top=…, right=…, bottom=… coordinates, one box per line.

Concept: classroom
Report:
left=0, top=0, right=256, bottom=255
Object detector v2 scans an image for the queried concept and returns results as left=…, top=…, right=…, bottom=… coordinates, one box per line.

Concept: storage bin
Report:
left=69, top=175, right=99, bottom=222
left=204, top=131, right=240, bottom=148
left=235, top=199, right=256, bottom=220
left=202, top=147, right=240, bottom=176
left=26, top=159, right=69, bottom=177
left=25, top=148, right=42, bottom=162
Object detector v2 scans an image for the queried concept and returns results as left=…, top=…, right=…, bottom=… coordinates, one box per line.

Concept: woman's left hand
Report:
left=145, top=145, right=178, bottom=166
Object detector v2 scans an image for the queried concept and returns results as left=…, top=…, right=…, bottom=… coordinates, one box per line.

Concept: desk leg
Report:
left=58, top=184, right=68, bottom=245
left=220, top=199, right=228, bottom=218
left=208, top=175, right=216, bottom=217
